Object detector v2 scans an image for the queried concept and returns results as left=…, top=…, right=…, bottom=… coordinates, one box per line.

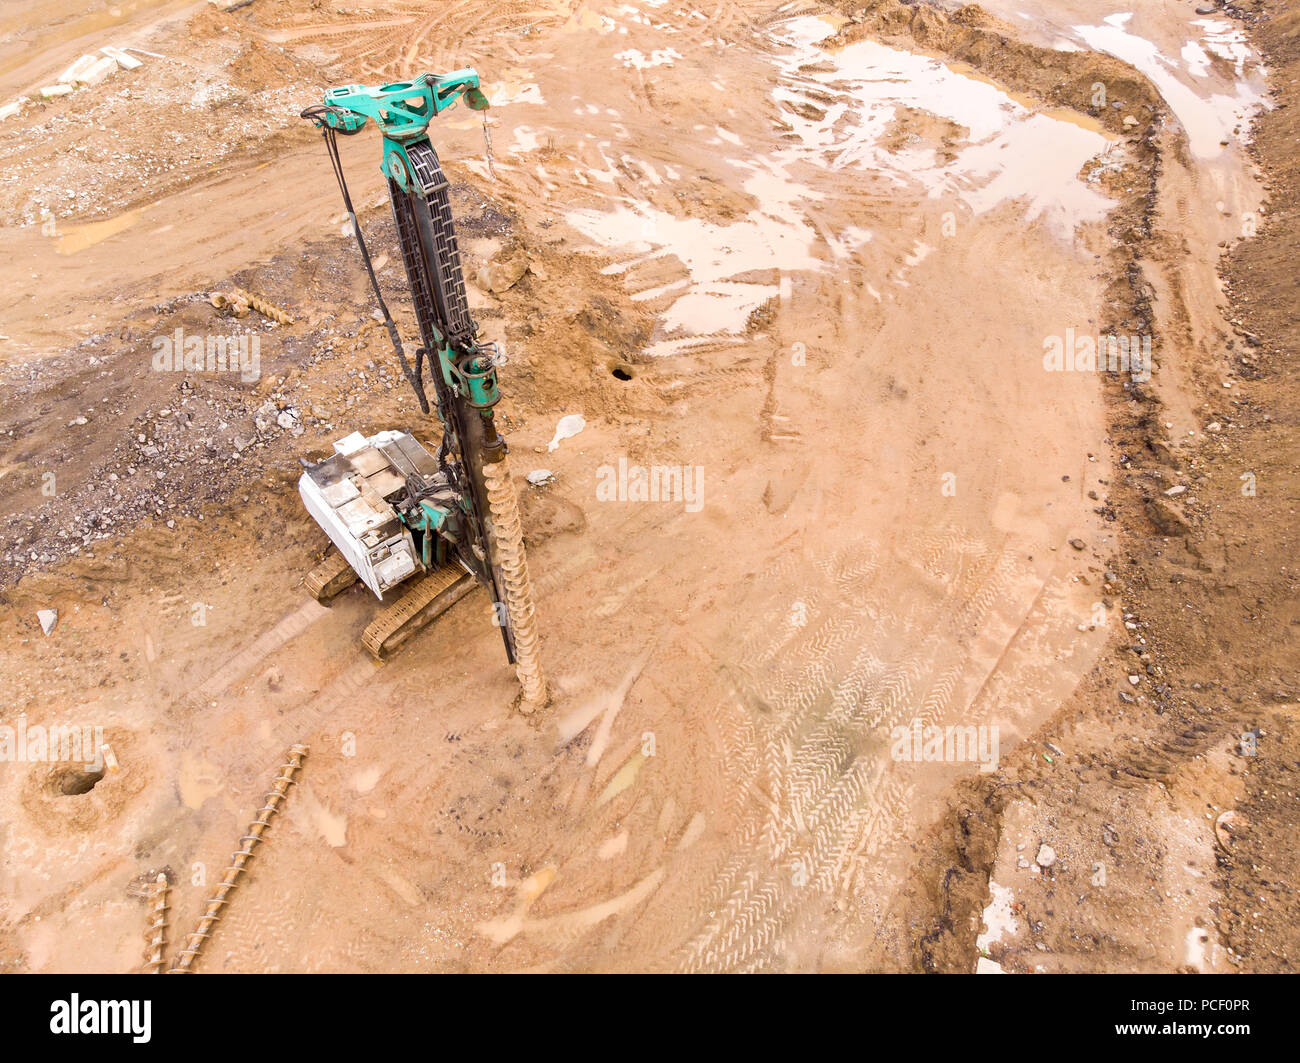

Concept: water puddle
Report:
left=483, top=70, right=546, bottom=107
left=615, top=47, right=682, bottom=69
left=769, top=17, right=1117, bottom=236
left=1072, top=13, right=1266, bottom=158
left=56, top=209, right=141, bottom=255
left=177, top=751, right=222, bottom=810
left=568, top=174, right=820, bottom=350
left=566, top=12, right=1117, bottom=357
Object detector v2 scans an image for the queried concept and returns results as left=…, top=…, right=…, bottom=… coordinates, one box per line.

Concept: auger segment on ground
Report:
left=299, top=73, right=547, bottom=710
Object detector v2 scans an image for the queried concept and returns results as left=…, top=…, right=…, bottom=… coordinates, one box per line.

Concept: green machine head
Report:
left=305, top=70, right=490, bottom=189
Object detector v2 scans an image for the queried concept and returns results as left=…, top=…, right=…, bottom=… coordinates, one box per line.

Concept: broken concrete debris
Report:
left=44, top=43, right=145, bottom=103
left=547, top=413, right=586, bottom=452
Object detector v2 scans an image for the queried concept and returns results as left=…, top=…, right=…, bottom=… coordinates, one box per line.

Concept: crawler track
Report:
left=304, top=551, right=359, bottom=603
left=361, top=564, right=476, bottom=660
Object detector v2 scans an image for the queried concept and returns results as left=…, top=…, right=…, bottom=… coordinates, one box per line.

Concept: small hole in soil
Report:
left=611, top=365, right=634, bottom=381
left=50, top=766, right=106, bottom=797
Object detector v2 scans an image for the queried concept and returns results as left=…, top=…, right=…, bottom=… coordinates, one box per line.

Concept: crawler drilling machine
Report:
left=297, top=72, right=546, bottom=711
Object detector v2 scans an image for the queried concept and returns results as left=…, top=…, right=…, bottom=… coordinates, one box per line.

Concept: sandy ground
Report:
left=0, top=0, right=1294, bottom=972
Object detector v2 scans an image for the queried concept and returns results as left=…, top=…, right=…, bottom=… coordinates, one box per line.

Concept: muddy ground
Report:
left=0, top=0, right=1294, bottom=972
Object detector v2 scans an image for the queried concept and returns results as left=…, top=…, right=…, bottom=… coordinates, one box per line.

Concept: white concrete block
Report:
left=58, top=54, right=98, bottom=84
left=101, top=46, right=142, bottom=70
left=76, top=56, right=119, bottom=87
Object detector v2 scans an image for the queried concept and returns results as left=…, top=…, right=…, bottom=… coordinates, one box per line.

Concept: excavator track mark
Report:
left=362, top=564, right=476, bottom=660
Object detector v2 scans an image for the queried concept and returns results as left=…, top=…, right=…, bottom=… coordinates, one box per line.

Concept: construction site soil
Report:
left=0, top=0, right=1295, bottom=973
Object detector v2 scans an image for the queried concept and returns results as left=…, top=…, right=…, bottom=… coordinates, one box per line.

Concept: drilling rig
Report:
left=297, top=72, right=546, bottom=712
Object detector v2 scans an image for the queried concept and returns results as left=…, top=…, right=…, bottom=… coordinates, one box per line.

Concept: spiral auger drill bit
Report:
left=141, top=873, right=169, bottom=974
left=483, top=455, right=547, bottom=711
left=168, top=745, right=308, bottom=974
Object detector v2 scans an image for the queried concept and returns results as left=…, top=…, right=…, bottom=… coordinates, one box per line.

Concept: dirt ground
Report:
left=0, top=0, right=1293, bottom=973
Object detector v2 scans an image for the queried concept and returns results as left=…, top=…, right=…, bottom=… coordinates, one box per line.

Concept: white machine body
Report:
left=298, top=430, right=428, bottom=600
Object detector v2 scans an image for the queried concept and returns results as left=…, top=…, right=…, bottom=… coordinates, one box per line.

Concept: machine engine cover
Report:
left=298, top=430, right=434, bottom=599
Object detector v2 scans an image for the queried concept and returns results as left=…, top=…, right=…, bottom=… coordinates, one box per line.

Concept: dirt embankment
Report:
left=1210, top=0, right=1300, bottom=970
left=0, top=183, right=649, bottom=590
left=855, top=0, right=1299, bottom=973
left=0, top=8, right=324, bottom=228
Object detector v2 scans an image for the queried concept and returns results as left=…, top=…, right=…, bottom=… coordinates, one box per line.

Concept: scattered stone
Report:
left=1146, top=497, right=1190, bottom=536
left=1036, top=843, right=1056, bottom=868
left=1163, top=484, right=1187, bottom=496
left=1069, top=538, right=1086, bottom=551
left=526, top=469, right=554, bottom=486
left=68, top=416, right=87, bottom=426
left=254, top=401, right=278, bottom=433
left=37, top=609, right=58, bottom=635
left=474, top=252, right=529, bottom=294
left=1214, top=809, right=1243, bottom=850
left=1129, top=674, right=1141, bottom=686
left=39, top=84, right=75, bottom=99
left=1123, top=115, right=1138, bottom=128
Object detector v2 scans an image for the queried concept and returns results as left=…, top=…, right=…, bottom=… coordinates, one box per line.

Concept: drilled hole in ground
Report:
left=610, top=365, right=634, bottom=381
left=48, top=766, right=106, bottom=797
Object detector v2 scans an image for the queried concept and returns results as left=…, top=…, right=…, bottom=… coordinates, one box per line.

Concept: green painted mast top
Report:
left=316, top=70, right=490, bottom=136
left=314, top=71, right=490, bottom=191
left=302, top=68, right=500, bottom=411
